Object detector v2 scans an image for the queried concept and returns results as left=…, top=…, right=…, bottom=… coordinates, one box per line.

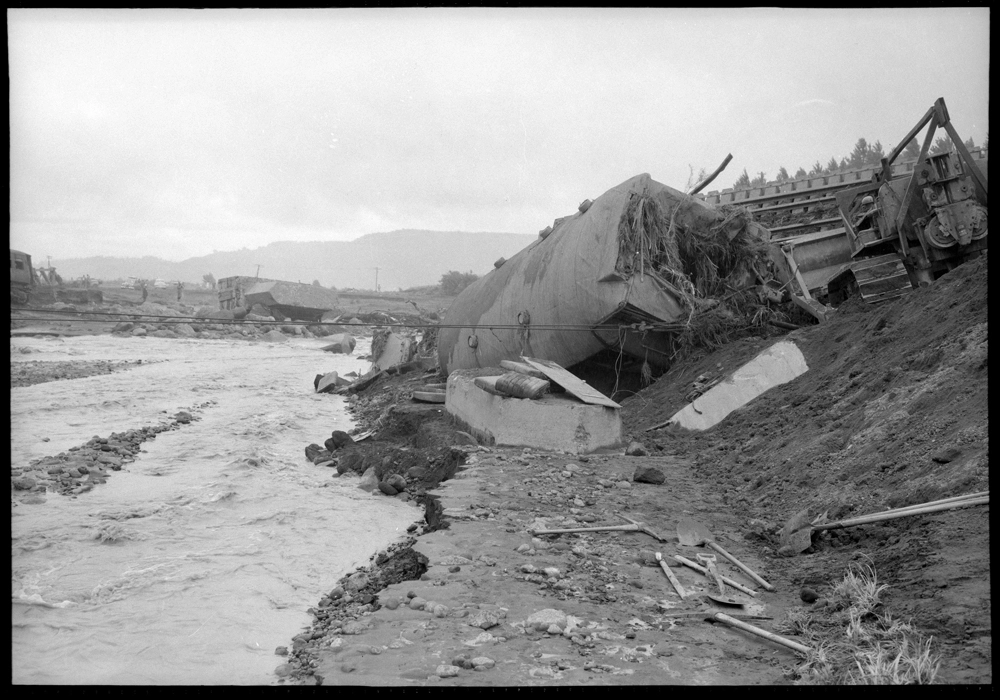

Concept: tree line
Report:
left=729, top=132, right=986, bottom=190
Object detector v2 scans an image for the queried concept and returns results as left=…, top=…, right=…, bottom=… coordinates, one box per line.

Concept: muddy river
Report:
left=11, top=335, right=418, bottom=684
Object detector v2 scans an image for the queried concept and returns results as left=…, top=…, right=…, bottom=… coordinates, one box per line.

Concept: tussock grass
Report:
left=781, top=557, right=941, bottom=685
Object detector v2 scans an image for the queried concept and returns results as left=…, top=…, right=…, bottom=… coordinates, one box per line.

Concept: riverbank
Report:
left=279, top=255, right=989, bottom=686
left=278, top=378, right=800, bottom=686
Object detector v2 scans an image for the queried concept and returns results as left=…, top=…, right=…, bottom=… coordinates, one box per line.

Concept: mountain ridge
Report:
left=50, top=230, right=536, bottom=291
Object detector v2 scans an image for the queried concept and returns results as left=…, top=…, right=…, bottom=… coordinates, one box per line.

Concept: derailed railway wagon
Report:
left=438, top=173, right=772, bottom=376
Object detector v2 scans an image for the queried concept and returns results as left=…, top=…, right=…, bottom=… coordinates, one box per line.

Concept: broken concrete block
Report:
left=315, top=371, right=341, bottom=394
left=668, top=340, right=808, bottom=431
left=446, top=371, right=621, bottom=454
left=321, top=333, right=356, bottom=354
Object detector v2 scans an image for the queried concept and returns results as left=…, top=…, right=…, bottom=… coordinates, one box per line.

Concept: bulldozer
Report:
left=825, top=98, right=988, bottom=305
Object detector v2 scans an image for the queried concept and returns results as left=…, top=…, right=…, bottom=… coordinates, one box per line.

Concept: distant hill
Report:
left=51, top=230, right=536, bottom=291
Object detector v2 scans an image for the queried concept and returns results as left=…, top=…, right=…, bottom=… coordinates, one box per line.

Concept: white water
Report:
left=11, top=334, right=419, bottom=685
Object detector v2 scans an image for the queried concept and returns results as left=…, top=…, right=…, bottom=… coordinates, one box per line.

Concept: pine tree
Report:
left=930, top=134, right=954, bottom=155
left=902, top=138, right=921, bottom=161
left=869, top=140, right=885, bottom=165
left=825, top=157, right=839, bottom=174
left=848, top=137, right=869, bottom=168
left=794, top=167, right=808, bottom=179
left=733, top=168, right=751, bottom=189
left=776, top=166, right=790, bottom=182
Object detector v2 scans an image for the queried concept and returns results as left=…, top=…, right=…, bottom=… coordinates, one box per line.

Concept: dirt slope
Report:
left=622, top=253, right=989, bottom=683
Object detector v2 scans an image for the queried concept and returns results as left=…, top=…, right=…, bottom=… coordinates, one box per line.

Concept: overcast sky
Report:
left=9, top=8, right=990, bottom=262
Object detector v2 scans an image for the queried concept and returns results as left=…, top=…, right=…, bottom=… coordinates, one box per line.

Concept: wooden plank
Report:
left=499, top=359, right=548, bottom=379
left=520, top=356, right=621, bottom=409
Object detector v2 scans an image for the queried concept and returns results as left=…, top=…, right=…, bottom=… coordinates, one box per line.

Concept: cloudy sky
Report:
left=9, top=8, right=990, bottom=262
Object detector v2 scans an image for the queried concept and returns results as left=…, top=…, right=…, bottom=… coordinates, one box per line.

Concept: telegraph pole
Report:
left=374, top=266, right=379, bottom=293
left=255, top=264, right=261, bottom=280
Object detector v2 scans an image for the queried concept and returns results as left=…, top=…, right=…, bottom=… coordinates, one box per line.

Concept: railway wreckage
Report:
left=438, top=98, right=988, bottom=380
left=438, top=172, right=780, bottom=379
left=218, top=276, right=342, bottom=322
left=711, top=98, right=988, bottom=320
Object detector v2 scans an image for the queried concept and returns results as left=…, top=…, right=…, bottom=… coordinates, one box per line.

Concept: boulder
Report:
left=633, top=466, right=665, bottom=485
left=931, top=447, right=961, bottom=464
left=132, top=327, right=148, bottom=337
left=261, top=330, right=287, bottom=342
left=358, top=467, right=378, bottom=491
left=467, top=609, right=503, bottom=630
left=305, top=443, right=324, bottom=462
left=526, top=609, right=567, bottom=631
left=12, top=476, right=37, bottom=490
left=386, top=473, right=407, bottom=492
left=326, top=430, right=354, bottom=450
left=338, top=451, right=365, bottom=474
left=625, top=441, right=648, bottom=456
left=174, top=323, right=197, bottom=338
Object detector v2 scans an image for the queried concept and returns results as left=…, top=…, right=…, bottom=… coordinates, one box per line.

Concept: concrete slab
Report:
left=372, top=332, right=415, bottom=371
left=668, top=340, right=808, bottom=431
left=444, top=371, right=621, bottom=454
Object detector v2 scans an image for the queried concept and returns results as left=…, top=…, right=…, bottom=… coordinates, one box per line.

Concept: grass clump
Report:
left=781, top=557, right=941, bottom=685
